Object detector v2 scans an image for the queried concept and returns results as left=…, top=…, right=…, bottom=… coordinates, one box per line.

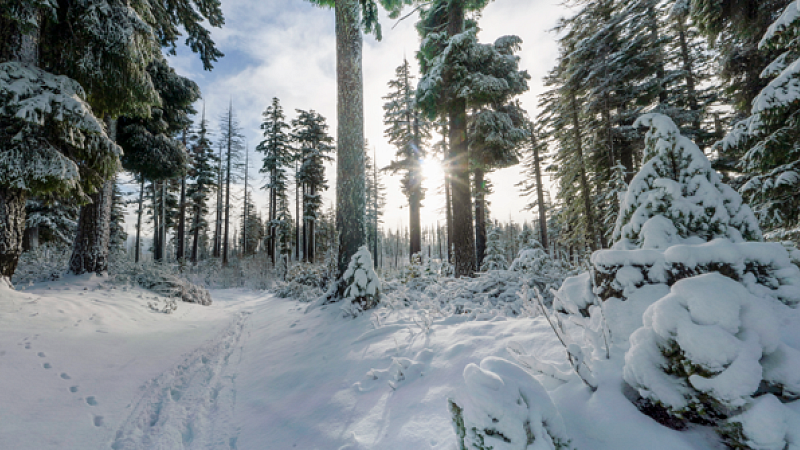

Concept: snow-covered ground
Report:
left=0, top=277, right=754, bottom=449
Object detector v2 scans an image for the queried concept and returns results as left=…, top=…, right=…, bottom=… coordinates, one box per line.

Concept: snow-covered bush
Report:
left=341, top=246, right=381, bottom=313
left=110, top=261, right=212, bottom=305
left=719, top=394, right=800, bottom=450
left=449, top=357, right=572, bottom=450
left=510, top=247, right=552, bottom=274
left=12, top=244, right=72, bottom=286
left=624, top=273, right=800, bottom=428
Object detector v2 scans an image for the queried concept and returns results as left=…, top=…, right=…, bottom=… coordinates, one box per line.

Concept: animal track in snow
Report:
left=70, top=386, right=79, bottom=393
left=86, top=396, right=97, bottom=406
left=24, top=342, right=31, bottom=349
left=37, top=352, right=45, bottom=357
left=43, top=363, right=51, bottom=369
left=60, top=373, right=71, bottom=380
left=94, top=415, right=104, bottom=427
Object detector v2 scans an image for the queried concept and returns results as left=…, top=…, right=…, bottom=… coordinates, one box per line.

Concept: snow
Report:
left=0, top=274, right=760, bottom=450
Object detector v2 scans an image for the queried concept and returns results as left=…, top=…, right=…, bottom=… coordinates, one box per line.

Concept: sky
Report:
left=164, top=0, right=569, bottom=234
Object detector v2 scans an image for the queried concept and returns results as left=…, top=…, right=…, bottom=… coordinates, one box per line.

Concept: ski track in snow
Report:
left=111, top=310, right=252, bottom=450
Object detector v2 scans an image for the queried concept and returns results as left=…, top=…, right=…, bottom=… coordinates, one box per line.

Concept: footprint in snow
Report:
left=37, top=352, right=45, bottom=357
left=43, top=363, right=51, bottom=369
left=93, top=415, right=103, bottom=427
left=24, top=342, right=31, bottom=349
left=60, top=373, right=71, bottom=380
left=70, top=386, right=78, bottom=393
left=86, top=396, right=97, bottom=406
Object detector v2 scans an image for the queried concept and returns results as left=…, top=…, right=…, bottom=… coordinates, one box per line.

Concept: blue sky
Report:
left=165, top=0, right=568, bottom=232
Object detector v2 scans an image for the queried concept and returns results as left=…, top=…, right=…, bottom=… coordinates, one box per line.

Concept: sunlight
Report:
left=421, top=157, right=444, bottom=184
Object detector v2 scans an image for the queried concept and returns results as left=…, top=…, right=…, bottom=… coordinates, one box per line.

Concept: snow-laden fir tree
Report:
left=416, top=0, right=530, bottom=275
left=293, top=109, right=334, bottom=263
left=257, top=98, right=293, bottom=265
left=718, top=0, right=800, bottom=239
left=613, top=114, right=761, bottom=250
left=239, top=191, right=263, bottom=256
left=383, top=58, right=431, bottom=257
left=590, top=114, right=800, bottom=447
left=449, top=357, right=572, bottom=450
left=108, top=179, right=127, bottom=256
left=24, top=197, right=79, bottom=250
left=341, top=245, right=381, bottom=313
left=480, top=223, right=508, bottom=271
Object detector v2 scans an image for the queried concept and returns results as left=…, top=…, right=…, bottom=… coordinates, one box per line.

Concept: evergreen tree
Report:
left=365, top=145, right=386, bottom=267
left=239, top=191, right=263, bottom=256
left=479, top=222, right=508, bottom=271
left=108, top=179, right=128, bottom=256
left=383, top=58, right=431, bottom=257
left=718, top=1, right=800, bottom=239
left=293, top=109, right=334, bottom=263
left=416, top=0, right=528, bottom=276
left=219, top=103, right=245, bottom=266
left=614, top=114, right=761, bottom=249
left=257, top=98, right=293, bottom=264
left=188, top=108, right=218, bottom=264
left=518, top=122, right=550, bottom=252
left=23, top=196, right=79, bottom=250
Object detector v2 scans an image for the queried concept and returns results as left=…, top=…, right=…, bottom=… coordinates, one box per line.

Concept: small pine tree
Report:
left=613, top=114, right=761, bottom=250
left=341, top=246, right=381, bottom=313
left=480, top=223, right=508, bottom=271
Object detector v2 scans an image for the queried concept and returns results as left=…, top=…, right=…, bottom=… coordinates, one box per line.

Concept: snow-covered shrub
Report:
left=624, top=273, right=800, bottom=427
left=449, top=357, right=572, bottom=450
left=110, top=261, right=212, bottom=305
left=719, top=394, right=800, bottom=450
left=480, top=225, right=508, bottom=271
left=341, top=246, right=381, bottom=313
left=510, top=247, right=552, bottom=274
left=273, top=262, right=330, bottom=302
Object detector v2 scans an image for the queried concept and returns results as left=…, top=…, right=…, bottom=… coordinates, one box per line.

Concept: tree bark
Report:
left=177, top=175, right=186, bottom=261
left=446, top=1, right=475, bottom=277
left=569, top=89, right=599, bottom=252
left=223, top=114, right=233, bottom=266
left=69, top=180, right=113, bottom=274
left=0, top=188, right=27, bottom=285
left=335, top=0, right=366, bottom=278
left=474, top=168, right=487, bottom=269
left=135, top=176, right=144, bottom=263
left=530, top=133, right=549, bottom=252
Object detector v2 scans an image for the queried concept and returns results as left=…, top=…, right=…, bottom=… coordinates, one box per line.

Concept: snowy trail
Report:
left=111, top=310, right=251, bottom=450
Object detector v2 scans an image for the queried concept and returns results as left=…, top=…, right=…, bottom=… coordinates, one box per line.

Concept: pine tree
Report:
left=188, top=107, right=218, bottom=264
left=518, top=122, right=550, bottom=252
left=383, top=58, right=431, bottom=257
left=219, top=103, right=245, bottom=266
left=239, top=191, right=263, bottom=256
left=718, top=2, right=800, bottom=239
left=293, top=109, right=334, bottom=263
left=479, top=222, right=508, bottom=271
left=257, top=98, right=293, bottom=264
left=416, top=0, right=528, bottom=276
left=108, top=179, right=128, bottom=256
left=365, top=145, right=386, bottom=267
left=24, top=196, right=79, bottom=250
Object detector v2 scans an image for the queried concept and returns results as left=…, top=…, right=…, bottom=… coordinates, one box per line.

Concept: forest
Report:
left=2, top=0, right=800, bottom=448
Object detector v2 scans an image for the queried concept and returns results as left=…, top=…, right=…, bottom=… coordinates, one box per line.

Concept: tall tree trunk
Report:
left=191, top=201, right=201, bottom=264
left=213, top=145, right=223, bottom=258
left=0, top=188, right=27, bottom=286
left=69, top=116, right=117, bottom=274
left=135, top=176, right=144, bottom=263
left=153, top=182, right=161, bottom=261
left=474, top=168, right=487, bottom=269
left=223, top=115, right=233, bottom=266
left=372, top=147, right=379, bottom=265
left=161, top=180, right=167, bottom=260
left=270, top=170, right=276, bottom=265
left=444, top=161, right=453, bottom=264
left=569, top=89, right=599, bottom=252
left=446, top=2, right=475, bottom=277
left=308, top=185, right=316, bottom=263
left=296, top=159, right=300, bottom=262
left=177, top=175, right=186, bottom=261
left=676, top=17, right=701, bottom=134
left=70, top=180, right=113, bottom=274
left=530, top=134, right=549, bottom=252
left=335, top=0, right=366, bottom=279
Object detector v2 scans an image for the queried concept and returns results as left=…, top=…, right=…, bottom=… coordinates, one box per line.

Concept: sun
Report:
left=421, top=157, right=443, bottom=183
